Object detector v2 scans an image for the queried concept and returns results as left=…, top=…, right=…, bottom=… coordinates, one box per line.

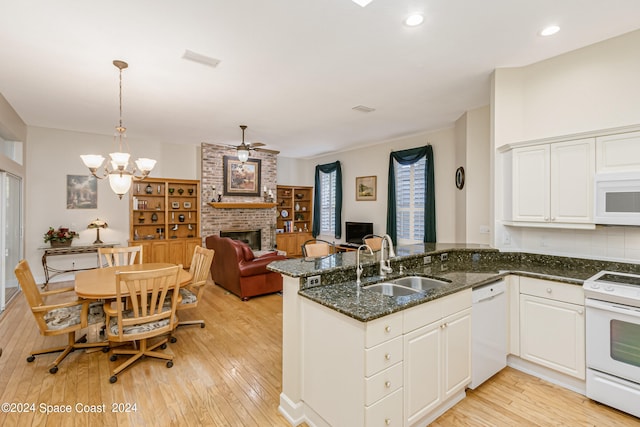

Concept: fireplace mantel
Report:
left=208, top=202, right=278, bottom=209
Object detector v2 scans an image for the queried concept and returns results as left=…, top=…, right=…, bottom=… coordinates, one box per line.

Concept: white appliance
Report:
left=469, top=279, right=507, bottom=389
left=594, top=172, right=640, bottom=225
left=583, top=271, right=640, bottom=418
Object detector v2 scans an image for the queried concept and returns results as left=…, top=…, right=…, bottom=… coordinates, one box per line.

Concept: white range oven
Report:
left=583, top=271, right=640, bottom=418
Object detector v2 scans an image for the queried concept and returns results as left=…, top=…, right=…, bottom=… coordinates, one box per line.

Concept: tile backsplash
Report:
left=505, top=225, right=640, bottom=262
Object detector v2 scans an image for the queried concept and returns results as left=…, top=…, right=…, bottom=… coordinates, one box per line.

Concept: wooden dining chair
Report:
left=301, top=239, right=336, bottom=258
left=169, top=246, right=215, bottom=342
left=98, top=246, right=142, bottom=267
left=14, top=260, right=108, bottom=374
left=104, top=264, right=181, bottom=383
left=363, top=234, right=384, bottom=251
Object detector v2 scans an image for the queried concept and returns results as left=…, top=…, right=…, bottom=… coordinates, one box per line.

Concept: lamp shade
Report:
left=80, top=154, right=106, bottom=169
left=108, top=173, right=133, bottom=199
left=237, top=148, right=249, bottom=163
left=88, top=218, right=108, bottom=244
left=135, top=158, right=157, bottom=172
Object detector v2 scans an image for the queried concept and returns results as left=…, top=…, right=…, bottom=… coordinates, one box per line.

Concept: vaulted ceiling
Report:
left=1, top=0, right=640, bottom=158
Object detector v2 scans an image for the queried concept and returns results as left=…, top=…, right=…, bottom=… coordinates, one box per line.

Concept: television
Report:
left=345, top=221, right=374, bottom=245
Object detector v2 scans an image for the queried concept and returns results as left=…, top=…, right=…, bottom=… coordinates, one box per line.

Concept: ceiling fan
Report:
left=225, top=125, right=278, bottom=162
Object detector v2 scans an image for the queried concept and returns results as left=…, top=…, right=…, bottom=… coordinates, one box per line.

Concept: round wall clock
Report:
left=455, top=167, right=465, bottom=190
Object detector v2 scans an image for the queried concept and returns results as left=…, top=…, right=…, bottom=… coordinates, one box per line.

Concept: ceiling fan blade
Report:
left=254, top=147, right=280, bottom=155
left=250, top=142, right=266, bottom=148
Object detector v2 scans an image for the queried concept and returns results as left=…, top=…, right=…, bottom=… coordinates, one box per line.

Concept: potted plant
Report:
left=44, top=227, right=78, bottom=247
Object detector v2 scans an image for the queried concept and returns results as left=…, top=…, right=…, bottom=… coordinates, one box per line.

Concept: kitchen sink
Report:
left=365, top=283, right=422, bottom=297
left=389, top=275, right=449, bottom=291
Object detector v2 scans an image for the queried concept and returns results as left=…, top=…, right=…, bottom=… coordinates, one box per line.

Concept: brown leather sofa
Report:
left=205, top=235, right=286, bottom=301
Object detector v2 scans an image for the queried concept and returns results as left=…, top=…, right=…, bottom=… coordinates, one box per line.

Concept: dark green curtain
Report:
left=312, top=161, right=342, bottom=238
left=386, top=145, right=435, bottom=244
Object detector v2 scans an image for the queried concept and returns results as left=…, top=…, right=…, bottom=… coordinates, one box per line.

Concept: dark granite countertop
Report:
left=268, top=244, right=640, bottom=322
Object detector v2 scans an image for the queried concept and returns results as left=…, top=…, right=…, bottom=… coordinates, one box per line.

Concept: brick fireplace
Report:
left=201, top=143, right=278, bottom=250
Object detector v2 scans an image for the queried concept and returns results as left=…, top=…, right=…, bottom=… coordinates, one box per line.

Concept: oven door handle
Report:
left=586, top=298, right=640, bottom=317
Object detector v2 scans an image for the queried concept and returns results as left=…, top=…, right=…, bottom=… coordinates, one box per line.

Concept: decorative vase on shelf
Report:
left=295, top=202, right=300, bottom=211
left=168, top=188, right=175, bottom=195
left=188, top=188, right=194, bottom=195
left=145, top=184, right=153, bottom=194
left=178, top=188, right=184, bottom=195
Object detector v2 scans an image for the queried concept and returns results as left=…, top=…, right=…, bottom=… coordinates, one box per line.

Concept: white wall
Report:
left=493, top=29, right=640, bottom=262
left=26, top=126, right=198, bottom=282
left=278, top=127, right=459, bottom=243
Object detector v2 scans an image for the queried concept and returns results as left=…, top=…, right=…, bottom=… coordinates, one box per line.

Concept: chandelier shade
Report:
left=80, top=60, right=156, bottom=199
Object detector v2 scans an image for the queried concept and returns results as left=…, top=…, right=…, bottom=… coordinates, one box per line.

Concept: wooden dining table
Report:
left=74, top=262, right=192, bottom=299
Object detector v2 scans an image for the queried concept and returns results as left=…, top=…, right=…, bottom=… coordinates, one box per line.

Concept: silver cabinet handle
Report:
left=385, top=326, right=391, bottom=333
left=385, top=381, right=391, bottom=388
left=384, top=353, right=391, bottom=360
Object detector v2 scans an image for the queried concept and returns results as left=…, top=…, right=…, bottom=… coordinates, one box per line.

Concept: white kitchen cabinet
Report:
left=301, top=288, right=471, bottom=427
left=403, top=289, right=471, bottom=426
left=507, top=138, right=595, bottom=228
left=596, top=131, right=640, bottom=172
left=519, top=277, right=585, bottom=380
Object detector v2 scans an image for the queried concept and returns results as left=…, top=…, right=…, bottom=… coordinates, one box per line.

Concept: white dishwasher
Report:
left=469, top=279, right=507, bottom=389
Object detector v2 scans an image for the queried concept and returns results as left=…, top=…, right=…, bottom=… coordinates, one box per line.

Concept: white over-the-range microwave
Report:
left=595, top=172, right=640, bottom=225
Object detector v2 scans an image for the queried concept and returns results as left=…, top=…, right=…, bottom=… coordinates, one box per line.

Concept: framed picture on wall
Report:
left=223, top=155, right=261, bottom=196
left=356, top=175, right=377, bottom=201
left=66, top=175, right=97, bottom=209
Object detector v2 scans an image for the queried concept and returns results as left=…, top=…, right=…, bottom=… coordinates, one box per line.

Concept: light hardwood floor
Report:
left=0, top=279, right=638, bottom=426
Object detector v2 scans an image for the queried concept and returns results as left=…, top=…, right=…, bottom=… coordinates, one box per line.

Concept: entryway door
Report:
left=0, top=171, right=22, bottom=312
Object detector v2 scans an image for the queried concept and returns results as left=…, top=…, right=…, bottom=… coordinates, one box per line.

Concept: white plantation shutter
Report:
left=395, top=158, right=425, bottom=244
left=320, top=170, right=336, bottom=235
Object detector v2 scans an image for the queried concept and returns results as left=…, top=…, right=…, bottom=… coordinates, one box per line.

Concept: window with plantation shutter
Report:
left=319, top=170, right=337, bottom=235
left=395, top=157, right=425, bottom=244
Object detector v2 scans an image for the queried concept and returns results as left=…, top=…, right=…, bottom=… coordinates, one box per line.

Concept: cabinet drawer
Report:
left=365, top=362, right=403, bottom=406
left=519, top=277, right=584, bottom=305
left=365, top=336, right=403, bottom=377
left=365, top=312, right=403, bottom=348
left=365, top=388, right=403, bottom=427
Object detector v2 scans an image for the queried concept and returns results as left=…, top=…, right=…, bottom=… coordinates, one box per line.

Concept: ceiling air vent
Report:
left=352, top=105, right=376, bottom=113
left=182, top=50, right=221, bottom=68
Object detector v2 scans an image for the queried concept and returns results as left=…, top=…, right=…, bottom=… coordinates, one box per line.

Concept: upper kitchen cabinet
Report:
left=596, top=131, right=640, bottom=172
left=504, top=138, right=595, bottom=229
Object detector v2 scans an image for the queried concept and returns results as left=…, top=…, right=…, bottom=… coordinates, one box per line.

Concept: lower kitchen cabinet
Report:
left=130, top=237, right=201, bottom=268
left=519, top=277, right=585, bottom=380
left=301, top=288, right=471, bottom=427
left=404, top=290, right=471, bottom=426
left=275, top=232, right=312, bottom=257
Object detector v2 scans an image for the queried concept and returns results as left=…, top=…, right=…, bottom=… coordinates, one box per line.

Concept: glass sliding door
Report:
left=0, top=171, right=22, bottom=312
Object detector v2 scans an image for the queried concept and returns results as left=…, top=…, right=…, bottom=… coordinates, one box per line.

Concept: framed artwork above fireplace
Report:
left=223, top=155, right=261, bottom=196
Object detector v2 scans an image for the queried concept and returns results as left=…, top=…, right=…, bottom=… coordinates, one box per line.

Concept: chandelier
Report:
left=80, top=60, right=156, bottom=199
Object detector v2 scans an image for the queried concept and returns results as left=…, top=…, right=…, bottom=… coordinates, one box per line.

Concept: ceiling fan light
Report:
left=352, top=0, right=373, bottom=7
left=237, top=148, right=249, bottom=163
left=540, top=25, right=560, bottom=36
left=80, top=154, right=105, bottom=169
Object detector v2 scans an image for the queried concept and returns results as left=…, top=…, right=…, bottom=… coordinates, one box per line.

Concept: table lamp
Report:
left=87, top=219, right=108, bottom=244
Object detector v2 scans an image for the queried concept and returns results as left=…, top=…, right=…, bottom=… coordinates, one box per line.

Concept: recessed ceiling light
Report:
left=182, top=49, right=221, bottom=68
left=405, top=13, right=424, bottom=27
left=352, top=0, right=373, bottom=7
left=352, top=105, right=376, bottom=113
left=540, top=25, right=560, bottom=37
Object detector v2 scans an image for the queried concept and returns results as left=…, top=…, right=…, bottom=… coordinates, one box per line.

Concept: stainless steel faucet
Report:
left=356, top=244, right=374, bottom=286
left=380, top=234, right=396, bottom=277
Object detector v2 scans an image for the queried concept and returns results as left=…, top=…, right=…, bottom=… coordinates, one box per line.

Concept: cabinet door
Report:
left=276, top=234, right=296, bottom=257
left=512, top=145, right=549, bottom=222
left=596, top=131, right=640, bottom=172
left=169, top=240, right=186, bottom=266
left=520, top=294, right=585, bottom=379
left=184, top=238, right=200, bottom=269
left=296, top=232, right=313, bottom=257
left=442, top=308, right=472, bottom=399
left=550, top=139, right=595, bottom=224
left=130, top=241, right=152, bottom=263
left=404, top=321, right=441, bottom=425
left=151, top=241, right=169, bottom=263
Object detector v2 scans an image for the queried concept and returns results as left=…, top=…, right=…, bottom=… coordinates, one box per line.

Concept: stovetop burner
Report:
left=594, top=272, right=640, bottom=287
left=584, top=270, right=640, bottom=306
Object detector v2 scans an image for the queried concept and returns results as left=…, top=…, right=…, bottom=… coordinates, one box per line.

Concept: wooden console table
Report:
left=40, top=243, right=117, bottom=285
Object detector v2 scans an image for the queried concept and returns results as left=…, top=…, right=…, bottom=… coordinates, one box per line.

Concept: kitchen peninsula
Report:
left=268, top=244, right=640, bottom=426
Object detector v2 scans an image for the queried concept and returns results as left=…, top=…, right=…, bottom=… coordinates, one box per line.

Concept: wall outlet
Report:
left=307, top=275, right=321, bottom=287
left=440, top=253, right=448, bottom=262
left=423, top=256, right=432, bottom=265
left=503, top=231, right=511, bottom=245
